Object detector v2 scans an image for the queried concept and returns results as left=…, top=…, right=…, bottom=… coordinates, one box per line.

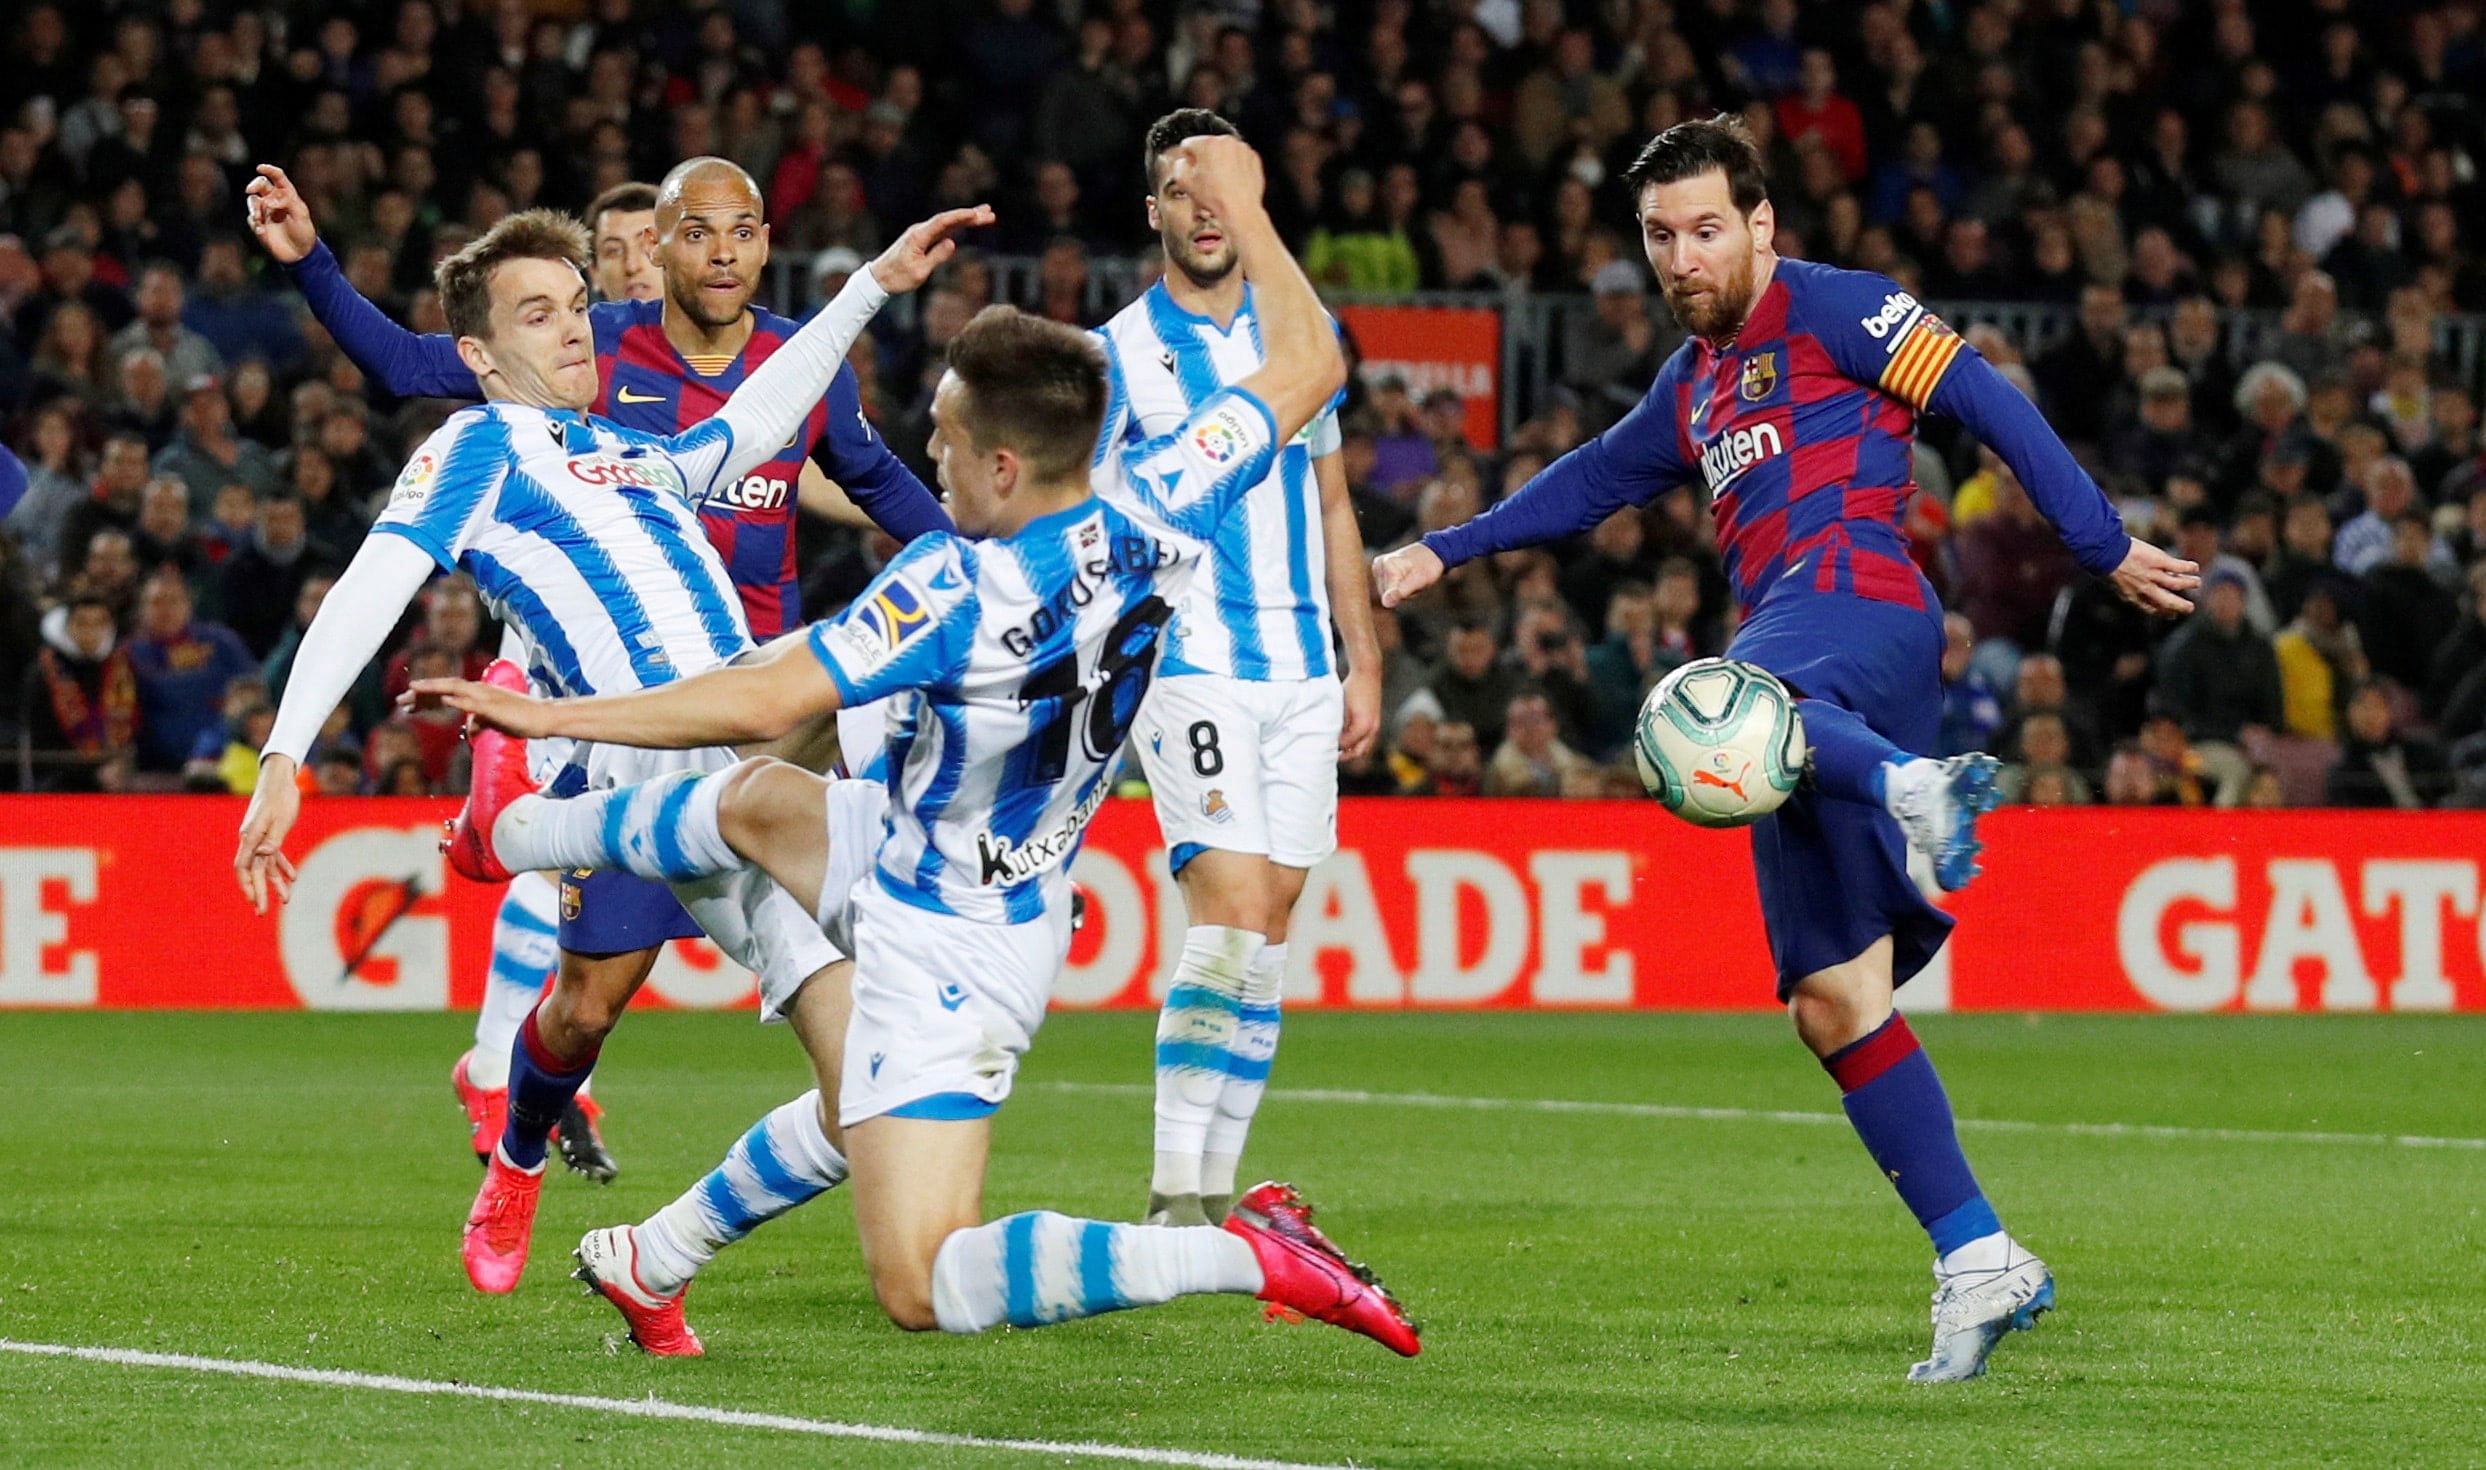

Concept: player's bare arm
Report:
left=1316, top=451, right=1384, bottom=757
left=1167, top=136, right=1345, bottom=441
left=418, top=634, right=843, bottom=751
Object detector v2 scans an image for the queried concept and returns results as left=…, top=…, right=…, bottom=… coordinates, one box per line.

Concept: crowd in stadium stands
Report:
left=3, top=0, right=2486, bottom=814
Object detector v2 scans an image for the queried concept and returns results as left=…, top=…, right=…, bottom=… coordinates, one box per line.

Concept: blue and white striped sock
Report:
left=633, top=1090, right=848, bottom=1295
left=1201, top=942, right=1285, bottom=1205
left=493, top=769, right=740, bottom=884
left=1152, top=925, right=1264, bottom=1200
left=465, top=873, right=561, bottom=1090
left=929, top=1212, right=1262, bottom=1333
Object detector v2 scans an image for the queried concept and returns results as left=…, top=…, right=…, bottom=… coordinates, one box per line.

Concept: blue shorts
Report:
left=1727, top=583, right=1952, bottom=1000
left=557, top=868, right=702, bottom=956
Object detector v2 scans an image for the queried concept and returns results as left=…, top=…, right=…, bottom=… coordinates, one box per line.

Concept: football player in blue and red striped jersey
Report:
left=1375, top=116, right=2199, bottom=1383
left=243, top=157, right=954, bottom=1203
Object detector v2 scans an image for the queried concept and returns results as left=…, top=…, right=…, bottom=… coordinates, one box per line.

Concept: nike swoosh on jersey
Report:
left=616, top=386, right=665, bottom=404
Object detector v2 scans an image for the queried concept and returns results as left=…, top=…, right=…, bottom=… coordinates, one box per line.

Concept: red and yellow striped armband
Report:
left=1879, top=314, right=1964, bottom=410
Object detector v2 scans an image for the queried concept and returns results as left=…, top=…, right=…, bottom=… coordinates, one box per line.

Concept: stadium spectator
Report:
left=19, top=591, right=137, bottom=792
left=1936, top=612, right=2003, bottom=759
left=55, top=431, right=154, bottom=580
left=1483, top=689, right=1593, bottom=798
left=2153, top=569, right=2282, bottom=802
left=28, top=299, right=109, bottom=415
left=1953, top=464, right=2078, bottom=685
left=123, top=566, right=252, bottom=773
left=382, top=574, right=491, bottom=704
left=1420, top=719, right=1483, bottom=798
left=2327, top=683, right=2450, bottom=809
left=1509, top=601, right=1596, bottom=753
left=153, top=373, right=279, bottom=512
left=129, top=475, right=208, bottom=596
left=1996, top=653, right=2105, bottom=774
left=2272, top=582, right=2367, bottom=742
left=5, top=401, right=91, bottom=574
left=218, top=492, right=326, bottom=659
left=107, top=261, right=219, bottom=390
left=181, top=235, right=301, bottom=371
left=1564, top=261, right=1669, bottom=433
left=2334, top=457, right=2422, bottom=576
left=1427, top=616, right=1523, bottom=754
left=2362, top=515, right=2462, bottom=693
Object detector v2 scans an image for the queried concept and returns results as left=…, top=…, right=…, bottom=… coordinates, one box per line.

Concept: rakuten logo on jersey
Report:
left=1698, top=421, right=1783, bottom=493
left=567, top=455, right=676, bottom=491
left=708, top=473, right=790, bottom=512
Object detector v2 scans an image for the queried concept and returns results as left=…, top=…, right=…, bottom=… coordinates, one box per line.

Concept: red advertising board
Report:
left=1334, top=304, right=1501, bottom=450
left=3, top=797, right=2483, bottom=1013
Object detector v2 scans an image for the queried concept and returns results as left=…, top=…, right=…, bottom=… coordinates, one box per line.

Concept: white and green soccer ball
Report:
left=1633, top=657, right=1807, bottom=827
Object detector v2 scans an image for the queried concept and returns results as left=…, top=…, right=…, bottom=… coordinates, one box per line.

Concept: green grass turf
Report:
left=2, top=1010, right=2482, bottom=1468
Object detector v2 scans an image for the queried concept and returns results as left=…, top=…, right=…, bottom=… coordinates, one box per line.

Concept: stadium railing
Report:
left=771, top=252, right=2486, bottom=446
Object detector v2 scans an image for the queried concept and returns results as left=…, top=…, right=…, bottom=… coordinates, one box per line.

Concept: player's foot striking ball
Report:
left=1372, top=114, right=2199, bottom=1381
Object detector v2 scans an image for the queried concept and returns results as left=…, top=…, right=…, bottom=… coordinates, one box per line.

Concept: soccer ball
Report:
left=1633, top=658, right=1807, bottom=827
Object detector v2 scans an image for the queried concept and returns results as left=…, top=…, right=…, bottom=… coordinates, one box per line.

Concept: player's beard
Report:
left=670, top=273, right=755, bottom=330
left=1664, top=254, right=1757, bottom=341
left=1162, top=227, right=1239, bottom=289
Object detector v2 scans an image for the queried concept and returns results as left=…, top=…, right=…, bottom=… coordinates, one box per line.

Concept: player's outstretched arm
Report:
left=1923, top=350, right=2199, bottom=616
left=234, top=534, right=442, bottom=912
left=244, top=164, right=482, bottom=401
left=418, top=633, right=844, bottom=752
left=1177, top=136, right=1345, bottom=444
left=677, top=206, right=995, bottom=500
left=1375, top=363, right=1697, bottom=607
left=1316, top=451, right=1385, bottom=757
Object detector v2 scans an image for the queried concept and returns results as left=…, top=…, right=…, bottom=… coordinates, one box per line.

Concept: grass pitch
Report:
left=2, top=1010, right=2482, bottom=1468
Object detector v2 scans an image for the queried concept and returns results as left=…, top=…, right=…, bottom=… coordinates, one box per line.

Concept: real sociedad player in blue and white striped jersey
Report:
left=415, top=136, right=1419, bottom=1359
left=233, top=201, right=990, bottom=1298
left=1100, top=110, right=1386, bottom=1229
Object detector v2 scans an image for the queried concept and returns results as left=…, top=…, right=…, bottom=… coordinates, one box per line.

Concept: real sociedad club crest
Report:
left=1739, top=351, right=1778, bottom=402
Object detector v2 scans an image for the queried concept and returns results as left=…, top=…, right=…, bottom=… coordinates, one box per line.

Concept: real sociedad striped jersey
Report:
left=807, top=386, right=1282, bottom=926
left=1096, top=281, right=1340, bottom=682
left=373, top=402, right=754, bottom=699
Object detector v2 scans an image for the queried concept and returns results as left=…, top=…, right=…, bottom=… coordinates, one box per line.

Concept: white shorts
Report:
left=836, top=878, right=1072, bottom=1128
left=812, top=773, right=889, bottom=958
left=568, top=740, right=844, bottom=1024
left=1134, top=674, right=1342, bottom=872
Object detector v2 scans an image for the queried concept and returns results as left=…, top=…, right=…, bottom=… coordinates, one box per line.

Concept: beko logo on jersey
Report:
left=1699, top=422, right=1784, bottom=492
left=1860, top=290, right=1925, bottom=352
left=567, top=455, right=675, bottom=490
left=708, top=473, right=789, bottom=511
left=998, top=535, right=1174, bottom=658
left=975, top=772, right=1113, bottom=885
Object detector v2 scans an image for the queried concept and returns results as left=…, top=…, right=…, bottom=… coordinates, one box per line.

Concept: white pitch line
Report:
left=1037, top=1081, right=2486, bottom=1151
left=0, top=1340, right=1361, bottom=1470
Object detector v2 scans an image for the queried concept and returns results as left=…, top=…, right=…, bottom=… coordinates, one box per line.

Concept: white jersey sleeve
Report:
left=1106, top=385, right=1282, bottom=557
left=371, top=410, right=509, bottom=570
left=803, top=534, right=976, bottom=707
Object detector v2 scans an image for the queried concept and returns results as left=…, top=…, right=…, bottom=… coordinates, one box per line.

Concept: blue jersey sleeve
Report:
left=0, top=443, right=25, bottom=521
left=1423, top=347, right=1698, bottom=568
left=808, top=362, right=954, bottom=541
left=283, top=242, right=481, bottom=400
left=805, top=535, right=974, bottom=705
left=1800, top=263, right=2131, bottom=578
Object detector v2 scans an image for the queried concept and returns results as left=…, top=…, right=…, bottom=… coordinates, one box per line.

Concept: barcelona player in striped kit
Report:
left=244, top=159, right=951, bottom=1182
left=1375, top=118, right=2199, bottom=1382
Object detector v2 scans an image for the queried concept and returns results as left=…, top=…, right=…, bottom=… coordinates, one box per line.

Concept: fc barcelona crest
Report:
left=1739, top=352, right=1779, bottom=402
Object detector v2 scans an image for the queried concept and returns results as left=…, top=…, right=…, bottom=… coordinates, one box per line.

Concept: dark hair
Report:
left=436, top=208, right=591, bottom=342
left=944, top=306, right=1108, bottom=483
left=1144, top=108, right=1241, bottom=192
left=1622, top=115, right=1770, bottom=213
left=586, top=181, right=658, bottom=236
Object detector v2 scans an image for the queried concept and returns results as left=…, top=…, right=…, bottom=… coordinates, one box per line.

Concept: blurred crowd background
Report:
left=4, top=0, right=2486, bottom=813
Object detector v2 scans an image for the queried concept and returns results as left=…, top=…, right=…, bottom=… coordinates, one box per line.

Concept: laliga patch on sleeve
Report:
left=844, top=571, right=936, bottom=662
left=390, top=452, right=438, bottom=507
left=1188, top=402, right=1258, bottom=466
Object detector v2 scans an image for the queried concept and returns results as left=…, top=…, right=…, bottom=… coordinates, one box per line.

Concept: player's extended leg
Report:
left=576, top=963, right=856, bottom=1355
left=464, top=943, right=660, bottom=1293
left=848, top=1113, right=1413, bottom=1356
left=1796, top=697, right=2001, bottom=892
left=485, top=759, right=830, bottom=907
left=1790, top=939, right=2053, bottom=1383
left=454, top=873, right=560, bottom=1162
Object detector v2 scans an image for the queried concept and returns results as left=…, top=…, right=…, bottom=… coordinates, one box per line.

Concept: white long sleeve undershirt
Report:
left=260, top=532, right=440, bottom=765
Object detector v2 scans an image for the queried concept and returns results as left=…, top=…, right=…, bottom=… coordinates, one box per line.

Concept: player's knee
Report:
left=712, top=757, right=788, bottom=853
left=869, top=1260, right=941, bottom=1332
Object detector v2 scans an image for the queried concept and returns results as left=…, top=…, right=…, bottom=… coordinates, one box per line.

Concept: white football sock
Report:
left=634, top=1090, right=848, bottom=1296
left=929, top=1212, right=1262, bottom=1334
left=491, top=769, right=740, bottom=883
left=1202, top=941, right=1286, bottom=1203
left=1935, top=1230, right=2013, bottom=1277
left=466, top=874, right=560, bottom=1090
left=1151, top=925, right=1264, bottom=1200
